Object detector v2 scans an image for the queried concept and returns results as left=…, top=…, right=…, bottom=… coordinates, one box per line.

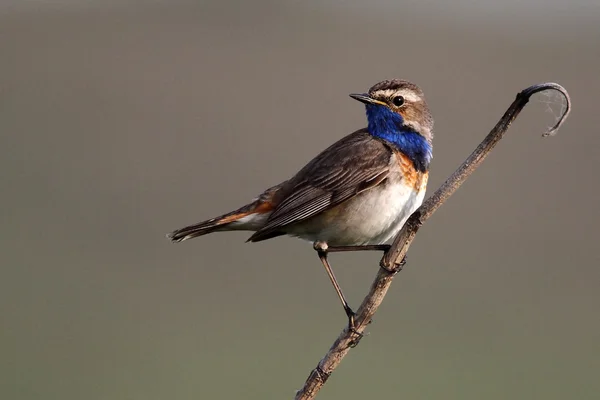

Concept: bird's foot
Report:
left=345, top=308, right=364, bottom=348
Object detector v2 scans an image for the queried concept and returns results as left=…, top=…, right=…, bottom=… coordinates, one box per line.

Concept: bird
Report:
left=167, top=79, right=433, bottom=334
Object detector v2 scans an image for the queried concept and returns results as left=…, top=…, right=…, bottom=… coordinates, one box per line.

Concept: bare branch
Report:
left=294, top=82, right=571, bottom=400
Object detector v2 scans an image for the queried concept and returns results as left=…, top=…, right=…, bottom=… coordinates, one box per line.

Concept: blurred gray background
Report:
left=2, top=1, right=599, bottom=399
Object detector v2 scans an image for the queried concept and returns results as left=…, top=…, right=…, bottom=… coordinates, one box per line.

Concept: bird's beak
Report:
left=349, top=93, right=386, bottom=106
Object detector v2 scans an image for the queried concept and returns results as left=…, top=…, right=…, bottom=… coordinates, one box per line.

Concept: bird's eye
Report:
left=392, top=96, right=405, bottom=107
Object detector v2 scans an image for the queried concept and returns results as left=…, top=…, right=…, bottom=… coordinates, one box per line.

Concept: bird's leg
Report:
left=313, top=241, right=365, bottom=344
left=325, top=244, right=391, bottom=253
left=327, top=244, right=407, bottom=271
left=312, top=242, right=405, bottom=346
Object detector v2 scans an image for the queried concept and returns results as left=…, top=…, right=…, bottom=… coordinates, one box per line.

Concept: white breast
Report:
left=288, top=156, right=427, bottom=246
left=301, top=180, right=424, bottom=246
left=348, top=179, right=425, bottom=245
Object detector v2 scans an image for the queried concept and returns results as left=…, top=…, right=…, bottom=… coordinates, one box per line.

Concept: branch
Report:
left=294, top=82, right=571, bottom=400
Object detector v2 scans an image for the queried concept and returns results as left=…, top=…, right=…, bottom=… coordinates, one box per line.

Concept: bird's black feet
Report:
left=344, top=307, right=364, bottom=347
left=399, top=255, right=407, bottom=268
left=383, top=255, right=407, bottom=274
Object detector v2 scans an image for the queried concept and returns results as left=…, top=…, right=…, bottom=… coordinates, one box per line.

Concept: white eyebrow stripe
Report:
left=375, top=89, right=422, bottom=103
left=396, top=89, right=422, bottom=102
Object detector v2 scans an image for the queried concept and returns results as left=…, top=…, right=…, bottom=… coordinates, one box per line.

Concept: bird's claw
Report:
left=346, top=311, right=364, bottom=348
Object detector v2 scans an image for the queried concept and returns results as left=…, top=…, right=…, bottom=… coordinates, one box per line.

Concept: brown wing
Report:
left=247, top=129, right=392, bottom=242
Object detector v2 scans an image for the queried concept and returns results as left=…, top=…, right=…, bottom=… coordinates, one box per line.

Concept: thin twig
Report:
left=294, top=82, right=571, bottom=400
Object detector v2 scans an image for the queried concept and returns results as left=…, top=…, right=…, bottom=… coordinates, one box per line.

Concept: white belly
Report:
left=288, top=180, right=426, bottom=246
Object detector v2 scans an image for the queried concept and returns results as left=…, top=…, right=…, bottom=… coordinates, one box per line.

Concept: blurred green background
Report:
left=2, top=1, right=599, bottom=399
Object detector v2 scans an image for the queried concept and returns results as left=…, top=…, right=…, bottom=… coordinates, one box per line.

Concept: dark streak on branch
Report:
left=294, top=83, right=571, bottom=400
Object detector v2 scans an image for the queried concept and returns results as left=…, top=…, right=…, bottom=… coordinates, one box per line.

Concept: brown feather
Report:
left=247, top=129, right=392, bottom=242
left=167, top=186, right=278, bottom=242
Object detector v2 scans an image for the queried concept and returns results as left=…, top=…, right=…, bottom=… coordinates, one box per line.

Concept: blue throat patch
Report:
left=365, top=104, right=432, bottom=172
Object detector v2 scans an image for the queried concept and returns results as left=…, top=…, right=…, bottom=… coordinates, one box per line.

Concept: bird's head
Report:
left=350, top=79, right=433, bottom=144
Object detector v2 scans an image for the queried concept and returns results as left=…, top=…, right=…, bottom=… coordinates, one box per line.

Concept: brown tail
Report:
left=166, top=210, right=240, bottom=242
left=167, top=192, right=280, bottom=243
left=167, top=185, right=280, bottom=243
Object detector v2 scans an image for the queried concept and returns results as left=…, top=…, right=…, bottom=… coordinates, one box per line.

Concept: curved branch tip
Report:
left=520, top=82, right=571, bottom=137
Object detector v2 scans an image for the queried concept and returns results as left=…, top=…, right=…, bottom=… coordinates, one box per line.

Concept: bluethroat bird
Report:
left=168, top=79, right=433, bottom=333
